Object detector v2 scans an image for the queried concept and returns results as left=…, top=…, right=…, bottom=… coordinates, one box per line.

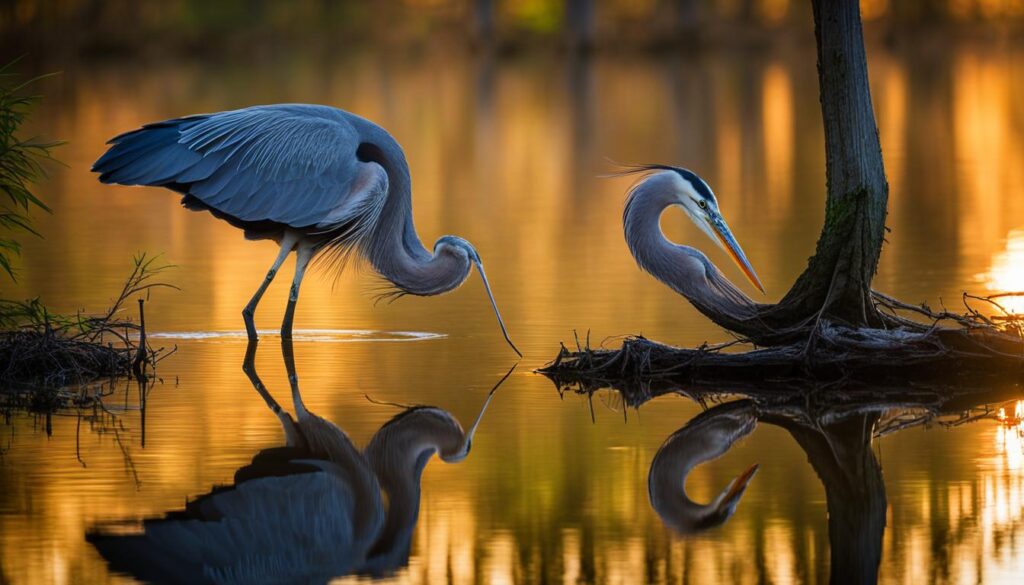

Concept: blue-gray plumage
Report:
left=621, top=167, right=766, bottom=323
left=93, top=104, right=519, bottom=355
left=86, top=342, right=510, bottom=583
left=649, top=401, right=759, bottom=534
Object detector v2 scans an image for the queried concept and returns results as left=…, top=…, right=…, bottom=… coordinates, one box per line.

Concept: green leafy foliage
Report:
left=0, top=59, right=62, bottom=281
left=0, top=62, right=177, bottom=391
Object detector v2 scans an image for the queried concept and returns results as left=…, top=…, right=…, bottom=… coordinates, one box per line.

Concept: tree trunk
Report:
left=763, top=0, right=889, bottom=330
left=473, top=0, right=495, bottom=44
left=649, top=0, right=891, bottom=339
left=672, top=0, right=700, bottom=36
left=565, top=0, right=595, bottom=50
left=771, top=413, right=887, bottom=585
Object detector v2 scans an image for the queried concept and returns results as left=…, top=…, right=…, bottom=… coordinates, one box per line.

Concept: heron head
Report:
left=435, top=411, right=474, bottom=463
left=434, top=235, right=481, bottom=264
left=442, top=439, right=472, bottom=463
left=662, top=169, right=766, bottom=294
left=433, top=236, right=522, bottom=357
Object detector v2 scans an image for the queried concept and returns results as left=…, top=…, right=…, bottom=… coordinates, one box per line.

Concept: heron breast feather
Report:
left=316, top=161, right=388, bottom=230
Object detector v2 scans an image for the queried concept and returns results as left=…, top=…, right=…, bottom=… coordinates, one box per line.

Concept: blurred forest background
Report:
left=3, top=0, right=1024, bottom=58
left=4, top=4, right=1024, bottom=582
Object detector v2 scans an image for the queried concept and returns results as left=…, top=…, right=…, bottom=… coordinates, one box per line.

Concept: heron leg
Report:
left=243, top=233, right=299, bottom=341
left=280, top=243, right=313, bottom=340
left=242, top=339, right=302, bottom=443
left=281, top=336, right=308, bottom=421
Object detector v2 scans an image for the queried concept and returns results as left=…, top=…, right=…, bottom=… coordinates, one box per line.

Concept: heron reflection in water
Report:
left=648, top=400, right=760, bottom=534
left=88, top=341, right=513, bottom=583
left=646, top=394, right=887, bottom=584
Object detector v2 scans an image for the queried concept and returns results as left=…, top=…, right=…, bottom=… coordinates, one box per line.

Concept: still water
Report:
left=3, top=41, right=1024, bottom=583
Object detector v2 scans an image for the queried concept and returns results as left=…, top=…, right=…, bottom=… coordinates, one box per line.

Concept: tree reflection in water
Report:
left=87, top=341, right=512, bottom=584
left=553, top=375, right=1024, bottom=585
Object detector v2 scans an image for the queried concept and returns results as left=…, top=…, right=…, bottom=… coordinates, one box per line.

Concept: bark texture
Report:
left=763, top=0, right=889, bottom=330
left=541, top=325, right=1024, bottom=392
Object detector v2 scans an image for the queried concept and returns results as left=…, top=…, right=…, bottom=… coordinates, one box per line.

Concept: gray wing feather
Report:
left=93, top=104, right=380, bottom=231
left=94, top=470, right=373, bottom=584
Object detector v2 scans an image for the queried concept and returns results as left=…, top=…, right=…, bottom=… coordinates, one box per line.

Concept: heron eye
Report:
left=697, top=199, right=708, bottom=210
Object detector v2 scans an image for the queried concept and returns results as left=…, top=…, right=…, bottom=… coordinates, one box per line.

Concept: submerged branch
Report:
left=543, top=348, right=1024, bottom=441
left=542, top=291, right=1024, bottom=390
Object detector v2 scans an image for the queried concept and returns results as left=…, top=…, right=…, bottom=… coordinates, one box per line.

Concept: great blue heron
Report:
left=623, top=166, right=765, bottom=320
left=92, top=104, right=520, bottom=356
left=648, top=400, right=759, bottom=534
left=87, top=340, right=512, bottom=583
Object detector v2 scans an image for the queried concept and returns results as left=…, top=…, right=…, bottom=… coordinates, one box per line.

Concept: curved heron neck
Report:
left=647, top=409, right=756, bottom=533
left=349, top=115, right=470, bottom=296
left=648, top=437, right=720, bottom=531
left=299, top=416, right=384, bottom=537
left=362, top=409, right=465, bottom=570
left=623, top=184, right=757, bottom=318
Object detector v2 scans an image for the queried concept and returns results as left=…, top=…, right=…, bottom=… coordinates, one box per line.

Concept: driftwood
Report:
left=543, top=351, right=1024, bottom=444
left=541, top=291, right=1024, bottom=388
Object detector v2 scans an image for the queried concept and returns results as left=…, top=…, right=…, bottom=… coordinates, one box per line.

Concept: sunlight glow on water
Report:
left=145, top=329, right=446, bottom=342
left=4, top=40, right=1024, bottom=584
left=995, top=401, right=1024, bottom=471
left=983, top=229, right=1024, bottom=314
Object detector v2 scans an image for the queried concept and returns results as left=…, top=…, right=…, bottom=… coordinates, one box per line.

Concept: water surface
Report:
left=3, top=42, right=1024, bottom=583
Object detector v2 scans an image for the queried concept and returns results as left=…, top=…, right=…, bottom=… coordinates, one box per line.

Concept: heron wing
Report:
left=88, top=457, right=380, bottom=584
left=93, top=104, right=388, bottom=232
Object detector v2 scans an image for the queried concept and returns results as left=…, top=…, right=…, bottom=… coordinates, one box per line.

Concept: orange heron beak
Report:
left=715, top=463, right=760, bottom=515
left=705, top=213, right=766, bottom=294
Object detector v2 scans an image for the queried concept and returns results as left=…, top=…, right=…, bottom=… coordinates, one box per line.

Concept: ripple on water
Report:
left=144, top=329, right=446, bottom=343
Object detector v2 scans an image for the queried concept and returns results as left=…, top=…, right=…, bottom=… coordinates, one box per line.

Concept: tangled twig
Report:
left=542, top=290, right=1024, bottom=389
left=0, top=253, right=175, bottom=394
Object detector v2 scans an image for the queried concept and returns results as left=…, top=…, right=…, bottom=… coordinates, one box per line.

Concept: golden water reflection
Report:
left=995, top=401, right=1024, bottom=471
left=984, top=229, right=1024, bottom=314
left=3, top=39, right=1024, bottom=583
